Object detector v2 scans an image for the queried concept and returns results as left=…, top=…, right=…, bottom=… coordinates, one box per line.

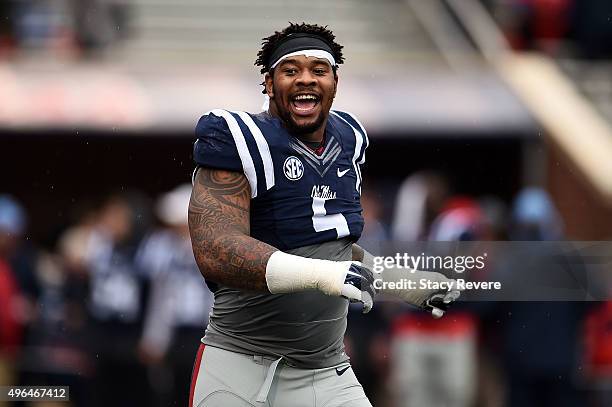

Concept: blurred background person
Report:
left=84, top=194, right=152, bottom=407
left=0, top=195, right=28, bottom=387
left=583, top=301, right=612, bottom=407
left=391, top=172, right=450, bottom=242
left=389, top=197, right=489, bottom=407
left=496, top=187, right=591, bottom=407
left=137, top=184, right=213, bottom=407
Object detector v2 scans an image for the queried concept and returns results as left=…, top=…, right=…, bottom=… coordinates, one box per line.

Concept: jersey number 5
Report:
left=312, top=197, right=350, bottom=238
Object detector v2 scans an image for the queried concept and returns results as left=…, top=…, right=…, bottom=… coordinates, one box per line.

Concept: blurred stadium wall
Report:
left=0, top=0, right=611, bottom=238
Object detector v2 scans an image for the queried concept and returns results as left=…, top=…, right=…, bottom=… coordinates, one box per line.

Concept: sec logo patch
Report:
left=283, top=156, right=304, bottom=181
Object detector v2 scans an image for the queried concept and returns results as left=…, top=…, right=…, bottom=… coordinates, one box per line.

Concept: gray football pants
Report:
left=189, top=344, right=372, bottom=407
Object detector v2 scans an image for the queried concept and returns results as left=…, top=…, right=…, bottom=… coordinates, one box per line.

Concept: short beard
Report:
left=279, top=108, right=327, bottom=136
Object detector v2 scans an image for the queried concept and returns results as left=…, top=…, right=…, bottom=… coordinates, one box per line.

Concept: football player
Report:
left=188, top=23, right=460, bottom=407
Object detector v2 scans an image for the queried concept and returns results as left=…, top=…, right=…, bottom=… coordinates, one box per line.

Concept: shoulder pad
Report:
left=193, top=109, right=275, bottom=199
left=193, top=111, right=243, bottom=173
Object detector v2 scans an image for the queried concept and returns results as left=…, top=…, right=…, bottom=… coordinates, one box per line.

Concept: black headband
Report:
left=267, top=33, right=335, bottom=70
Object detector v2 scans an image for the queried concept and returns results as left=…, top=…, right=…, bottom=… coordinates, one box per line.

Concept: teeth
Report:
left=294, top=95, right=318, bottom=101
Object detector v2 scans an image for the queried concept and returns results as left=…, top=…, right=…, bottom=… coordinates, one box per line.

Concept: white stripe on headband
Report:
left=270, top=49, right=336, bottom=69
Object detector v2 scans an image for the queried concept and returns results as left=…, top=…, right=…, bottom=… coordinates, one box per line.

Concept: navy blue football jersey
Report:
left=193, top=109, right=368, bottom=251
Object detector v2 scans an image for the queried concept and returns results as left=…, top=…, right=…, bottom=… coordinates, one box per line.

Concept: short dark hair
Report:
left=255, top=22, right=345, bottom=75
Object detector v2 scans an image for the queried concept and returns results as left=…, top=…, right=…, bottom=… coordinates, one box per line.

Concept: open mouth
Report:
left=290, top=93, right=320, bottom=116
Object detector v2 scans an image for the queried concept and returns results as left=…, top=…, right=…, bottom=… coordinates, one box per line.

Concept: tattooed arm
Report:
left=188, top=167, right=276, bottom=292
left=189, top=167, right=374, bottom=308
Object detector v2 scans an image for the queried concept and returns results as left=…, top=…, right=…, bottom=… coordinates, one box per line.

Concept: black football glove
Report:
left=340, top=263, right=376, bottom=314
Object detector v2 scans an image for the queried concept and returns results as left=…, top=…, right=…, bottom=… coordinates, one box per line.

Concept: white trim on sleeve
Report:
left=234, top=111, right=275, bottom=192
left=209, top=109, right=258, bottom=198
left=331, top=111, right=364, bottom=193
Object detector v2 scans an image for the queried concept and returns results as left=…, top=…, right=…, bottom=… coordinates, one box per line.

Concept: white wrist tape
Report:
left=265, top=251, right=347, bottom=296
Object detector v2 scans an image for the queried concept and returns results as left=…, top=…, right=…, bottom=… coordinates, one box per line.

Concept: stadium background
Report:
left=0, top=0, right=611, bottom=406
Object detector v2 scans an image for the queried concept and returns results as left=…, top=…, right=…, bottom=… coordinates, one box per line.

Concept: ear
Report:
left=332, top=74, right=338, bottom=98
left=265, top=72, right=274, bottom=98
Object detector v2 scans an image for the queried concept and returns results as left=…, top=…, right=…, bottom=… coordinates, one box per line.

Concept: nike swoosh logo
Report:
left=336, top=366, right=350, bottom=376
left=337, top=168, right=350, bottom=177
